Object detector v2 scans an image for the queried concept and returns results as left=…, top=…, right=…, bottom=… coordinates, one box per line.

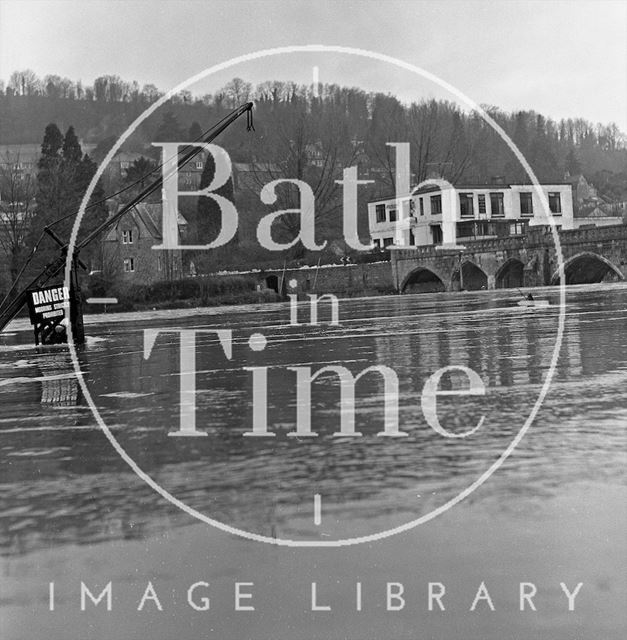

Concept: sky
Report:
left=1, top=0, right=626, bottom=130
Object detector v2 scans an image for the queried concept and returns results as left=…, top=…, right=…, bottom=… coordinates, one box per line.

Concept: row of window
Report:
left=374, top=191, right=562, bottom=223
left=460, top=192, right=505, bottom=217
left=372, top=237, right=395, bottom=248
left=459, top=192, right=561, bottom=217
left=1, top=162, right=35, bottom=171
left=457, top=221, right=527, bottom=238
left=122, top=256, right=177, bottom=273
left=120, top=160, right=204, bottom=170
left=373, top=219, right=529, bottom=249
left=373, top=194, right=450, bottom=222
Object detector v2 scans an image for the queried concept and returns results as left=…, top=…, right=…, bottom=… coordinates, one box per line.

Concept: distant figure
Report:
left=526, top=292, right=534, bottom=301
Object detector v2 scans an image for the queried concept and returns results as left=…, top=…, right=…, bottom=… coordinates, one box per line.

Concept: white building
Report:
left=368, top=181, right=575, bottom=249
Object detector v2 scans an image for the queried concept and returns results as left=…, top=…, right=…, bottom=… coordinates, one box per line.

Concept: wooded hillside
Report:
left=1, top=71, right=626, bottom=204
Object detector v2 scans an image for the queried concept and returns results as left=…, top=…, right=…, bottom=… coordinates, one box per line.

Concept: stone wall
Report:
left=258, top=261, right=395, bottom=297
left=391, top=224, right=627, bottom=292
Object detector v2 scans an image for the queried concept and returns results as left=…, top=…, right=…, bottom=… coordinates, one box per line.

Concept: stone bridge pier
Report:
left=391, top=224, right=627, bottom=293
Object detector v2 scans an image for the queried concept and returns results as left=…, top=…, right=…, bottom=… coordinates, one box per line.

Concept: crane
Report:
left=0, top=102, right=254, bottom=344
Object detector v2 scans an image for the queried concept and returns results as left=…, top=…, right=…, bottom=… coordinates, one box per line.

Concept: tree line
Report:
left=0, top=124, right=108, bottom=294
left=1, top=70, right=625, bottom=162
left=1, top=72, right=627, bottom=285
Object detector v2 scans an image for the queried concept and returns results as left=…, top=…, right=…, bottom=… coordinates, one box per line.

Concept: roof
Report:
left=0, top=142, right=98, bottom=164
left=0, top=144, right=41, bottom=164
left=104, top=202, right=187, bottom=242
left=581, top=206, right=622, bottom=219
left=370, top=181, right=573, bottom=204
left=233, top=162, right=281, bottom=173
left=563, top=173, right=587, bottom=185
left=112, top=151, right=148, bottom=163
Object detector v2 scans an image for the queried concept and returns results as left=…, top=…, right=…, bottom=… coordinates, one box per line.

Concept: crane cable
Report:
left=0, top=103, right=253, bottom=314
left=45, top=104, right=251, bottom=229
left=0, top=230, right=47, bottom=313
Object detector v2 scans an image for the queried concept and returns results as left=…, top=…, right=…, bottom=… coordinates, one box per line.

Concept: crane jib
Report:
left=0, top=102, right=254, bottom=339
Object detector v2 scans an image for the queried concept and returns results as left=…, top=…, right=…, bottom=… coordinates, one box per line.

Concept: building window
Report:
left=548, top=192, right=562, bottom=214
left=478, top=194, right=486, bottom=215
left=510, top=222, right=525, bottom=236
left=430, top=195, right=442, bottom=215
left=457, top=222, right=474, bottom=238
left=419, top=198, right=424, bottom=216
left=122, top=229, right=134, bottom=244
left=389, top=208, right=397, bottom=222
left=459, top=193, right=474, bottom=218
left=490, top=192, right=504, bottom=217
left=520, top=192, right=533, bottom=216
left=195, top=161, right=203, bottom=170
left=383, top=237, right=394, bottom=247
left=375, top=204, right=386, bottom=223
left=431, top=224, right=443, bottom=244
left=409, top=199, right=416, bottom=215
left=373, top=238, right=381, bottom=249
left=123, top=257, right=135, bottom=273
left=476, top=221, right=492, bottom=236
left=157, top=256, right=162, bottom=271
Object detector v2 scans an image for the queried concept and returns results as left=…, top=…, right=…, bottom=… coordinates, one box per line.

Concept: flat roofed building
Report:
left=368, top=182, right=575, bottom=249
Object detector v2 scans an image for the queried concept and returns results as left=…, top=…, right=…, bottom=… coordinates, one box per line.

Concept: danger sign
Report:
left=27, top=285, right=70, bottom=325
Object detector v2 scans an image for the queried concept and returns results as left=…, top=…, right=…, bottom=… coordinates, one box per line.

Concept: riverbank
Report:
left=1, top=284, right=626, bottom=639
left=3, top=280, right=627, bottom=335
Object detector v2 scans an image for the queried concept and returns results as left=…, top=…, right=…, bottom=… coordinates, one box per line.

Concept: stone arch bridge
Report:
left=391, top=224, right=627, bottom=293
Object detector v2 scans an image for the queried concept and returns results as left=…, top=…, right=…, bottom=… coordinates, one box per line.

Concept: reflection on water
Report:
left=1, top=285, right=626, bottom=553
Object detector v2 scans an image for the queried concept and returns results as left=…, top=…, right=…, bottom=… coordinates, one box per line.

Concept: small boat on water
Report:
left=517, top=299, right=550, bottom=307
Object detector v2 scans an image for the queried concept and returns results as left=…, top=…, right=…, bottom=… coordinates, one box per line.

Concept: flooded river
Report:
left=1, top=284, right=625, bottom=639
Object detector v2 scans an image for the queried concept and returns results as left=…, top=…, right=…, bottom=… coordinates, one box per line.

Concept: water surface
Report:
left=1, top=284, right=625, bottom=638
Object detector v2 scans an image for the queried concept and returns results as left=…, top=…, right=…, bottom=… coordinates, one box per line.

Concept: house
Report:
left=564, top=173, right=598, bottom=212
left=0, top=142, right=97, bottom=178
left=368, top=181, right=575, bottom=248
left=560, top=172, right=624, bottom=227
left=102, top=202, right=187, bottom=284
left=178, top=154, right=206, bottom=188
left=0, top=144, right=41, bottom=178
left=106, top=151, right=150, bottom=180
left=571, top=204, right=624, bottom=229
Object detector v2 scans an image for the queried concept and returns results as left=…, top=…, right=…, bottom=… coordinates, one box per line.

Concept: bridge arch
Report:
left=495, top=258, right=525, bottom=289
left=265, top=274, right=279, bottom=292
left=452, top=260, right=489, bottom=291
left=401, top=266, right=447, bottom=293
left=550, top=252, right=624, bottom=285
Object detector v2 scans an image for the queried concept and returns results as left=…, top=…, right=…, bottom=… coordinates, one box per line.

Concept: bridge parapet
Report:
left=390, top=222, right=626, bottom=292
left=559, top=223, right=627, bottom=244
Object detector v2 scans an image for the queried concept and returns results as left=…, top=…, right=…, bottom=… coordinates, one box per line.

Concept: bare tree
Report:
left=0, top=152, right=37, bottom=282
left=141, top=84, right=163, bottom=103
left=8, top=69, right=42, bottom=96
left=246, top=96, right=360, bottom=252
left=222, top=77, right=253, bottom=108
left=366, top=93, right=409, bottom=192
